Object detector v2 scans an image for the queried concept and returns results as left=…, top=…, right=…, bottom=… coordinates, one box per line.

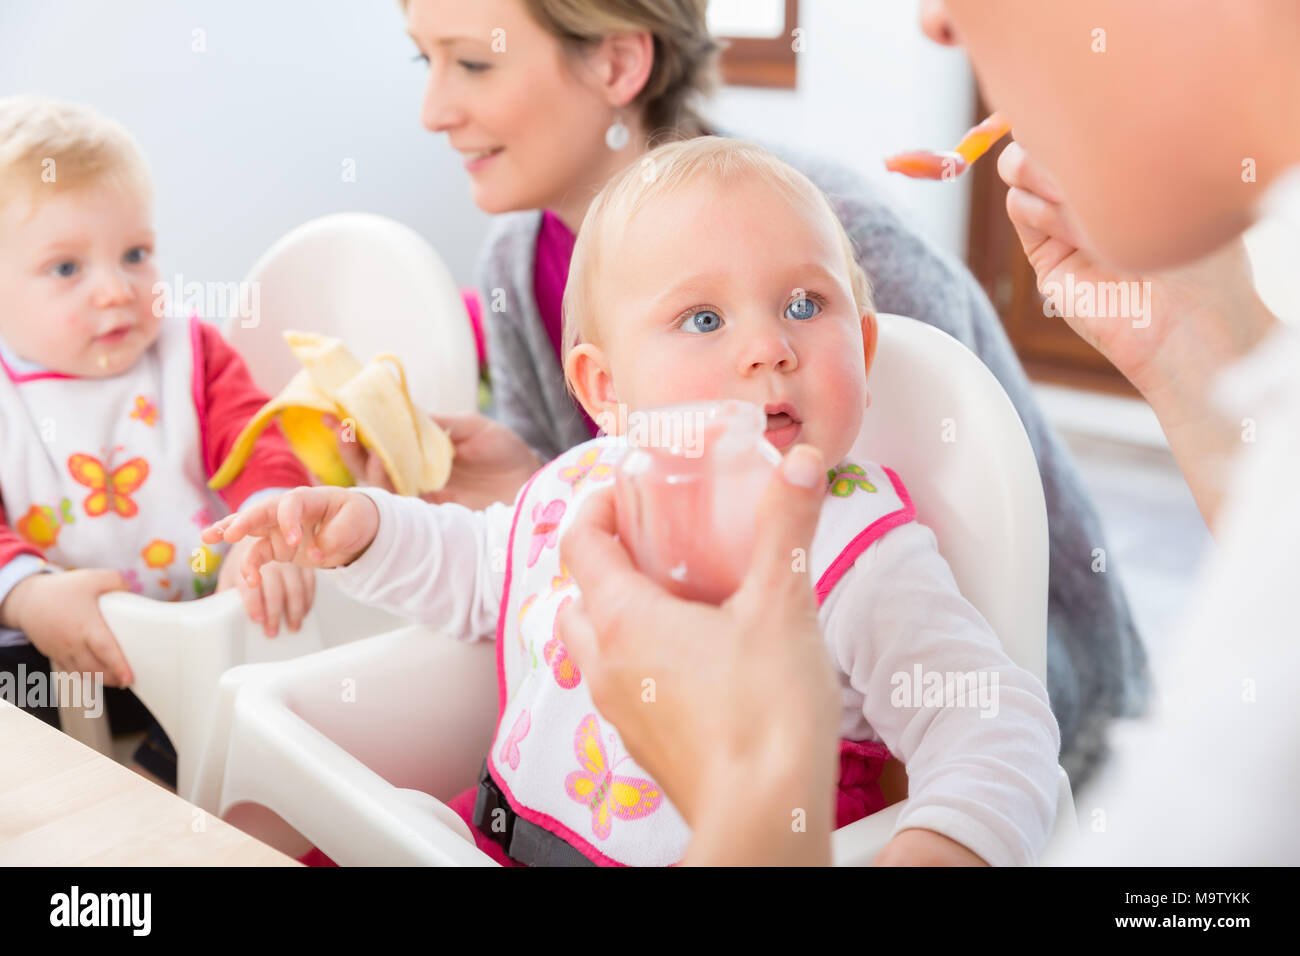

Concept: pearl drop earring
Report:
left=605, top=113, right=630, bottom=151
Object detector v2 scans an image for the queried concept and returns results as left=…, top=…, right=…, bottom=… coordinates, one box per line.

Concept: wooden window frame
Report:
left=717, top=0, right=799, bottom=90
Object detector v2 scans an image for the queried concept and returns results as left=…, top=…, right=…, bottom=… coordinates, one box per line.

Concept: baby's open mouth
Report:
left=766, top=412, right=795, bottom=430
left=764, top=403, right=802, bottom=449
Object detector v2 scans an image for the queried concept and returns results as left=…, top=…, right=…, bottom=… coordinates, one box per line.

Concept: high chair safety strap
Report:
left=472, top=762, right=596, bottom=868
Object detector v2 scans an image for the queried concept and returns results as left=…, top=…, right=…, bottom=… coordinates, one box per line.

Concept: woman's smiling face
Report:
left=568, top=171, right=873, bottom=469
left=407, top=0, right=640, bottom=219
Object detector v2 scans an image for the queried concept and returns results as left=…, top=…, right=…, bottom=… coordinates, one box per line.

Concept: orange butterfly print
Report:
left=68, top=451, right=149, bottom=518
left=130, top=395, right=158, bottom=426
left=543, top=595, right=581, bottom=689
left=550, top=561, right=573, bottom=594
left=564, top=712, right=662, bottom=841
left=558, top=448, right=612, bottom=493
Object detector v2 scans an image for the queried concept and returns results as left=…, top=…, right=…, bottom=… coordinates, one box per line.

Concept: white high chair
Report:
left=58, top=214, right=480, bottom=800
left=203, top=313, right=1078, bottom=866
left=227, top=211, right=480, bottom=416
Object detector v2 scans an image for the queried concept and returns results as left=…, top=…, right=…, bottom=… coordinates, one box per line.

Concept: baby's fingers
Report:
left=238, top=536, right=283, bottom=588
left=278, top=566, right=312, bottom=633
left=260, top=568, right=284, bottom=638
left=235, top=561, right=266, bottom=626
left=201, top=513, right=239, bottom=544
left=309, top=494, right=380, bottom=568
left=206, top=496, right=289, bottom=545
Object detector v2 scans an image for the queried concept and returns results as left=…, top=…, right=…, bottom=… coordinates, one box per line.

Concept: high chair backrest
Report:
left=226, top=213, right=479, bottom=414
left=851, top=314, right=1048, bottom=683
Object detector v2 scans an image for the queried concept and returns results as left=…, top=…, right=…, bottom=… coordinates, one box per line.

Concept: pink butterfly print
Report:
left=542, top=596, right=581, bottom=689
left=558, top=448, right=613, bottom=493
left=564, top=713, right=662, bottom=841
left=498, top=709, right=531, bottom=771
left=526, top=499, right=566, bottom=567
left=191, top=506, right=216, bottom=530
left=121, top=569, right=144, bottom=595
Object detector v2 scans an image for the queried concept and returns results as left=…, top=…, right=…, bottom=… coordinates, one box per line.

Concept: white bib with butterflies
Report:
left=0, top=316, right=229, bottom=602
left=486, top=435, right=916, bottom=866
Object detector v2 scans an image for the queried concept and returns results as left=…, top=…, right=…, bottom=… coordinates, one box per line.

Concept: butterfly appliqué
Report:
left=498, top=709, right=531, bottom=771
left=129, top=395, right=158, bottom=427
left=542, top=595, right=581, bottom=689
left=564, top=713, right=662, bottom=841
left=527, top=499, right=566, bottom=567
left=68, top=449, right=149, bottom=518
left=828, top=464, right=877, bottom=497
left=557, top=448, right=613, bottom=493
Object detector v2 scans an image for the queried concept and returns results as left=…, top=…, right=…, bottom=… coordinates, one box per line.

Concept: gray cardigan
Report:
left=474, top=142, right=1149, bottom=787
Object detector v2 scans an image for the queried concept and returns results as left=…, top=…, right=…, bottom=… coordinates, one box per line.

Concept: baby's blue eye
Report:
left=785, top=297, right=819, bottom=320
left=682, top=310, right=722, bottom=334
left=124, top=247, right=149, bottom=264
left=459, top=60, right=491, bottom=74
left=52, top=261, right=78, bottom=278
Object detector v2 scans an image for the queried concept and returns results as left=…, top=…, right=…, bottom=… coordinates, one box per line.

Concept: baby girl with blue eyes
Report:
left=0, top=97, right=315, bottom=783
left=210, top=136, right=1061, bottom=866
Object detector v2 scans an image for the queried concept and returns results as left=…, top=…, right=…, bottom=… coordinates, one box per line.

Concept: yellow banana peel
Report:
left=209, top=331, right=454, bottom=497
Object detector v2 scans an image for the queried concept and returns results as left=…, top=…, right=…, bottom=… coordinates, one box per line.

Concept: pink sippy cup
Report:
left=613, top=399, right=782, bottom=605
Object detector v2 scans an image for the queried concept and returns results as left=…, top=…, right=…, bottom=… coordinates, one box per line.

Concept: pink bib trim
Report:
left=494, top=466, right=547, bottom=716
left=814, top=466, right=915, bottom=605
left=0, top=350, right=75, bottom=384
left=488, top=460, right=631, bottom=866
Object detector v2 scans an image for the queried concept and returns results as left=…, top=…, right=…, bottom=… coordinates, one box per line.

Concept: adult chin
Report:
left=465, top=158, right=531, bottom=216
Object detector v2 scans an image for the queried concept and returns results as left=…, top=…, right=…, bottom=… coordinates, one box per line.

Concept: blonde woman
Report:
left=342, top=0, right=1146, bottom=788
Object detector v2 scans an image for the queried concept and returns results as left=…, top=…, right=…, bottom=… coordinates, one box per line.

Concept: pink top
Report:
left=533, top=210, right=600, bottom=439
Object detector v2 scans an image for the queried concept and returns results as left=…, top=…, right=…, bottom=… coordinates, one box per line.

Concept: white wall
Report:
left=712, top=0, right=976, bottom=261
left=0, top=0, right=493, bottom=290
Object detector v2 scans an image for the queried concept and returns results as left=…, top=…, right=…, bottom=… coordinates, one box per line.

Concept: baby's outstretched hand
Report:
left=202, top=487, right=380, bottom=589
left=217, top=537, right=317, bottom=638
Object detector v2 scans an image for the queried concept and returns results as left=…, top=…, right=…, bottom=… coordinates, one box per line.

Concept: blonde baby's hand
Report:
left=871, top=828, right=989, bottom=867
left=217, top=537, right=317, bottom=638
left=1, top=569, right=133, bottom=686
left=201, top=487, right=380, bottom=589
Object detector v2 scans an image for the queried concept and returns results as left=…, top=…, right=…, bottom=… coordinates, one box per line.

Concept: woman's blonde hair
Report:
left=562, top=136, right=875, bottom=394
left=0, top=95, right=151, bottom=218
left=520, top=0, right=720, bottom=139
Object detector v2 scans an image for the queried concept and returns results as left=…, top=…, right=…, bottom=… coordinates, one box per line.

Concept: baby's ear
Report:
left=861, top=311, right=879, bottom=379
left=564, top=343, right=619, bottom=431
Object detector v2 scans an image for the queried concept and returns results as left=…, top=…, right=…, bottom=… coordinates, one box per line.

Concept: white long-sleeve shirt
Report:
left=322, top=473, right=1061, bottom=867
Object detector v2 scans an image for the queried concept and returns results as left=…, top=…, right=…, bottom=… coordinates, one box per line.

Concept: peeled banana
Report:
left=209, top=331, right=454, bottom=497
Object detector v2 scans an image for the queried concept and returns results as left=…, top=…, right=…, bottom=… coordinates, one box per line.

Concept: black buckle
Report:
left=472, top=761, right=596, bottom=867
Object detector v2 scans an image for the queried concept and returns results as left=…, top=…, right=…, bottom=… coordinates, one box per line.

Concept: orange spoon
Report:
left=885, top=112, right=1011, bottom=180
